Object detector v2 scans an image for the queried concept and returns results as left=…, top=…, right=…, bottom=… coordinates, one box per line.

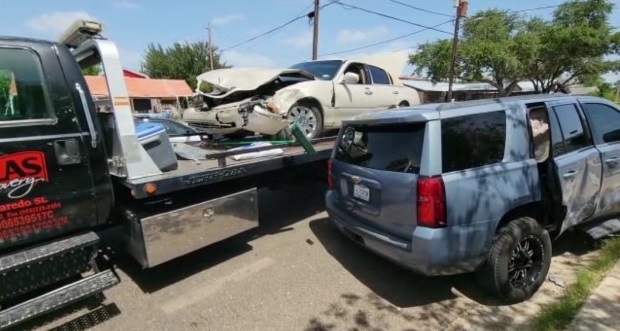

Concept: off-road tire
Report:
left=475, top=216, right=552, bottom=304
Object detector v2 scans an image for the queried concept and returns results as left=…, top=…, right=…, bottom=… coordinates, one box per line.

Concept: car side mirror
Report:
left=341, top=72, right=360, bottom=85
left=603, top=129, right=620, bottom=143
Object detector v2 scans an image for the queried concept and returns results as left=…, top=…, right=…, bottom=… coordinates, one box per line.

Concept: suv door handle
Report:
left=365, top=91, right=373, bottom=95
left=605, top=157, right=619, bottom=165
left=54, top=139, right=82, bottom=165
left=393, top=91, right=399, bottom=94
left=562, top=170, right=578, bottom=179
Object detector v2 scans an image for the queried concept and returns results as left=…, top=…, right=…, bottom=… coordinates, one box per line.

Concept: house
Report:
left=84, top=74, right=193, bottom=114
left=122, top=69, right=149, bottom=79
left=400, top=77, right=498, bottom=103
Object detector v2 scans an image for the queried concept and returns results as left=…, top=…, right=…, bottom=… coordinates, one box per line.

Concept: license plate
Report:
left=353, top=184, right=370, bottom=201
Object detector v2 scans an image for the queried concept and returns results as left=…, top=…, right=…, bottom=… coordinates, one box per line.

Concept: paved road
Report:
left=16, top=182, right=600, bottom=331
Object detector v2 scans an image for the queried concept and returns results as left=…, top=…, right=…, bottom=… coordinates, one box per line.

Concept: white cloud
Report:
left=221, top=50, right=277, bottom=68
left=336, top=26, right=389, bottom=44
left=119, top=48, right=143, bottom=70
left=112, top=1, right=143, bottom=10
left=26, top=11, right=97, bottom=36
left=282, top=31, right=313, bottom=49
left=212, top=14, right=245, bottom=26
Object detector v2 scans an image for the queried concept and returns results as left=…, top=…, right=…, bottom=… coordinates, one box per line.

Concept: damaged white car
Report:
left=183, top=52, right=421, bottom=139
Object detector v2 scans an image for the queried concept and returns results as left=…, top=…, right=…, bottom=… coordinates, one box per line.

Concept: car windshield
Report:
left=137, top=118, right=195, bottom=136
left=289, top=60, right=343, bottom=80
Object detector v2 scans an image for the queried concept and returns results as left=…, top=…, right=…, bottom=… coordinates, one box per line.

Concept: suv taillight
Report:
left=327, top=159, right=333, bottom=189
left=416, top=176, right=446, bottom=228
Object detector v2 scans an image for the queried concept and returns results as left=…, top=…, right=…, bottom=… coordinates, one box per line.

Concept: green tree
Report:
left=408, top=39, right=454, bottom=84
left=408, top=0, right=620, bottom=96
left=140, top=41, right=229, bottom=90
left=524, top=0, right=620, bottom=93
left=410, top=10, right=526, bottom=96
left=82, top=65, right=101, bottom=76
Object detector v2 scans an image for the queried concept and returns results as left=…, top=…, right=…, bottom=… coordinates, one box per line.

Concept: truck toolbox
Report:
left=135, top=122, right=179, bottom=172
left=127, top=187, right=259, bottom=268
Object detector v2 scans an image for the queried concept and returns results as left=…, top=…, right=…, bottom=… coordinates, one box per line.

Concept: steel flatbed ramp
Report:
left=121, top=139, right=334, bottom=198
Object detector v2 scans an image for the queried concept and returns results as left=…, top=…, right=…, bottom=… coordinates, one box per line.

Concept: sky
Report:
left=1, top=0, right=619, bottom=82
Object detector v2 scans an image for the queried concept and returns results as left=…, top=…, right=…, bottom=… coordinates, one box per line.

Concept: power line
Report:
left=221, top=1, right=336, bottom=52
left=320, top=19, right=454, bottom=57
left=513, top=5, right=560, bottom=13
left=333, top=1, right=453, bottom=36
left=387, top=0, right=453, bottom=18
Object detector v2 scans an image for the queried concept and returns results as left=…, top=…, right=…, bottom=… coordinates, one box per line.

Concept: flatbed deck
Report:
left=121, top=139, right=335, bottom=198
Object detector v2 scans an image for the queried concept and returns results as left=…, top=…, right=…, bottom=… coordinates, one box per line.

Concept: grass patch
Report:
left=531, top=236, right=620, bottom=331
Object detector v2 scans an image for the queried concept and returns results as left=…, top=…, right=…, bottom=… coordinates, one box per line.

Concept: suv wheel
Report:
left=476, top=217, right=552, bottom=304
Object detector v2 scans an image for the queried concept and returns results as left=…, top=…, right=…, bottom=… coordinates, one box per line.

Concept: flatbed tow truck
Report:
left=0, top=20, right=332, bottom=330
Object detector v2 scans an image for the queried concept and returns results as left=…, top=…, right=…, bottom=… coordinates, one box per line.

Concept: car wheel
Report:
left=475, top=216, right=552, bottom=304
left=398, top=101, right=410, bottom=107
left=278, top=101, right=323, bottom=140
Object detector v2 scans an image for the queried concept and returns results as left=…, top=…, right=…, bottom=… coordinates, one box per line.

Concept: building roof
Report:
left=122, top=69, right=149, bottom=79
left=84, top=75, right=193, bottom=98
left=400, top=78, right=497, bottom=92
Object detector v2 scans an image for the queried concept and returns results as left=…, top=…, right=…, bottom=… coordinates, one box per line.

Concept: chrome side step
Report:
left=582, top=218, right=620, bottom=240
left=0, top=269, right=119, bottom=331
left=0, top=232, right=99, bottom=273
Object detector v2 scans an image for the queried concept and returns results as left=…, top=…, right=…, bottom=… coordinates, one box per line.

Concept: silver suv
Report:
left=326, top=94, right=620, bottom=303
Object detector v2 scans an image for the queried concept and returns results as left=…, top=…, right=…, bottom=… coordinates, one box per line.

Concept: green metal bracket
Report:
left=209, top=121, right=316, bottom=155
left=290, top=122, right=316, bottom=155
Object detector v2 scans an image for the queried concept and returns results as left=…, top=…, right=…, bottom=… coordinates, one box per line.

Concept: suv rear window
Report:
left=441, top=111, right=506, bottom=172
left=335, top=123, right=425, bottom=173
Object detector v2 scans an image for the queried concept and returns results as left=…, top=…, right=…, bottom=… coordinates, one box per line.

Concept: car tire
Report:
left=277, top=101, right=323, bottom=140
left=475, top=216, right=552, bottom=304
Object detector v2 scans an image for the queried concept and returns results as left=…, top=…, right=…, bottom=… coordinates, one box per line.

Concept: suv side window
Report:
left=547, top=106, right=566, bottom=156
left=580, top=103, right=620, bottom=145
left=552, top=104, right=588, bottom=153
left=366, top=65, right=391, bottom=85
left=441, top=111, right=506, bottom=173
left=0, top=47, right=53, bottom=123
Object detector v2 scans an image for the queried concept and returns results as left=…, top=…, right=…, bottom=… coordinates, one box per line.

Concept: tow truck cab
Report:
left=0, top=21, right=120, bottom=330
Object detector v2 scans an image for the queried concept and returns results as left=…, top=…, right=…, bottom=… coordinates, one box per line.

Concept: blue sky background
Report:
left=1, top=0, right=618, bottom=81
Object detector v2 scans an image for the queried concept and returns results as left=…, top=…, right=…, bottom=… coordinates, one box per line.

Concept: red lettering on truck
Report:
left=0, top=151, right=48, bottom=199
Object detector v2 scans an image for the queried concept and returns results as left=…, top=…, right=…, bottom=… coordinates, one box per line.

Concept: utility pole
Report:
left=447, top=0, right=468, bottom=103
left=207, top=22, right=214, bottom=70
left=312, top=0, right=320, bottom=60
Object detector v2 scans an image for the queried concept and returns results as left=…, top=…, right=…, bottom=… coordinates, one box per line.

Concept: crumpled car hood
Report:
left=195, top=68, right=315, bottom=98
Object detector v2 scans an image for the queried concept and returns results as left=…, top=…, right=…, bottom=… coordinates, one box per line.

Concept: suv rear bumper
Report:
left=326, top=191, right=488, bottom=276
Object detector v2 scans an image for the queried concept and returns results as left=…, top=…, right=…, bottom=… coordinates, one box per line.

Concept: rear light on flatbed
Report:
left=416, top=176, right=447, bottom=228
left=327, top=159, right=333, bottom=189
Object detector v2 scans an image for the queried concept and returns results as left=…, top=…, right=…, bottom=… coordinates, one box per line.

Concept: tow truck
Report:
left=0, top=20, right=332, bottom=330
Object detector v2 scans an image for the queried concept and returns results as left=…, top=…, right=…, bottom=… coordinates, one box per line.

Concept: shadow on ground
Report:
left=306, top=217, right=604, bottom=331
left=102, top=181, right=328, bottom=294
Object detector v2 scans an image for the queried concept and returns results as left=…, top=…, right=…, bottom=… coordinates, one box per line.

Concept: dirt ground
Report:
left=13, top=182, right=601, bottom=331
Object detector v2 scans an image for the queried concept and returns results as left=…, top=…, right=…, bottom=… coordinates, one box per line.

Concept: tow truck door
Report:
left=0, top=41, right=98, bottom=249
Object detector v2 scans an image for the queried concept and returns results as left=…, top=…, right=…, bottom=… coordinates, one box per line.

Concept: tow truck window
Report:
left=0, top=48, right=52, bottom=123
